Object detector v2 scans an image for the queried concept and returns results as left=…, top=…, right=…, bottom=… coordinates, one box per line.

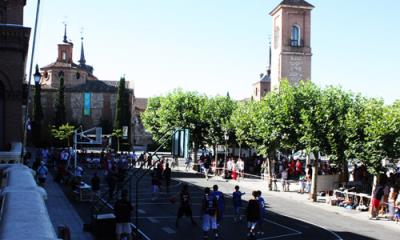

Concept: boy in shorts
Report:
left=232, top=185, right=245, bottom=222
left=202, top=187, right=218, bottom=239
left=246, top=191, right=260, bottom=239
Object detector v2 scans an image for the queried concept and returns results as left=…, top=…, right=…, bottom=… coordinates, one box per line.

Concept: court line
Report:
left=258, top=232, right=302, bottom=240
left=275, top=212, right=343, bottom=240
left=139, top=215, right=303, bottom=240
left=264, top=218, right=302, bottom=234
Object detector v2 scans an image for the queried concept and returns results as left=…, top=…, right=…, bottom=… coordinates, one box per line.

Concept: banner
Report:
left=84, top=92, right=91, bottom=116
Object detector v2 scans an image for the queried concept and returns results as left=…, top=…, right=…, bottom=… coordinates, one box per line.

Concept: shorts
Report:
left=234, top=206, right=241, bottom=215
left=152, top=185, right=159, bottom=193
left=202, top=214, right=217, bottom=231
left=116, top=222, right=132, bottom=235
left=177, top=206, right=192, bottom=218
left=371, top=198, right=380, bottom=209
left=247, top=221, right=257, bottom=230
left=38, top=177, right=46, bottom=184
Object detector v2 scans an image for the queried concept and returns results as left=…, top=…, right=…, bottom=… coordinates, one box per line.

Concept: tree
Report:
left=203, top=95, right=237, bottom=161
left=114, top=77, right=131, bottom=149
left=346, top=97, right=400, bottom=175
left=319, top=86, right=354, bottom=181
left=255, top=92, right=283, bottom=190
left=51, top=123, right=75, bottom=147
left=295, top=81, right=327, bottom=202
left=54, top=74, right=66, bottom=127
left=142, top=89, right=208, bottom=161
left=112, top=128, right=123, bottom=152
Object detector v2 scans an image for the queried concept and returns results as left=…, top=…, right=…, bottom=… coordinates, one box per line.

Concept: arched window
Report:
left=291, top=25, right=301, bottom=47
left=62, top=51, right=67, bottom=61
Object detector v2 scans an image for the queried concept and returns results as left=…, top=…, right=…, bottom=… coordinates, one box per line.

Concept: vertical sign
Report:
left=122, top=125, right=128, bottom=140
left=172, top=129, right=190, bottom=158
left=84, top=92, right=91, bottom=116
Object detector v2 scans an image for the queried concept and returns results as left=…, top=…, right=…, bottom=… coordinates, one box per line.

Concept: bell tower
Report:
left=270, top=0, right=314, bottom=91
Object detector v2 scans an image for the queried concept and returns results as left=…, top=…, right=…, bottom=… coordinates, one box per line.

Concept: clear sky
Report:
left=23, top=0, right=400, bottom=103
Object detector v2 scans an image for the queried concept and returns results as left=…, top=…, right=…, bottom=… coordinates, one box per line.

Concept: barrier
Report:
left=0, top=164, right=59, bottom=239
left=0, top=142, right=22, bottom=164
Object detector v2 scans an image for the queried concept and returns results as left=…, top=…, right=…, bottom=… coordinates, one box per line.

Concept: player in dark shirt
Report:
left=114, top=190, right=133, bottom=240
left=246, top=191, right=260, bottom=239
left=175, top=184, right=196, bottom=227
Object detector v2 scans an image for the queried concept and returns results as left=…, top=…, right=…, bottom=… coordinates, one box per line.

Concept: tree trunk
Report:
left=214, top=144, right=217, bottom=163
left=341, top=157, right=349, bottom=183
left=310, top=151, right=319, bottom=202
left=267, top=150, right=274, bottom=191
left=368, top=175, right=378, bottom=218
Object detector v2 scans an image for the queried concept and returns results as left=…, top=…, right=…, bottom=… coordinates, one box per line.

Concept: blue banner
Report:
left=84, top=92, right=91, bottom=116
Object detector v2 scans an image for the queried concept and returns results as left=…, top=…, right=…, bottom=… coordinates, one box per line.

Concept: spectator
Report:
left=91, top=172, right=100, bottom=201
left=163, top=163, right=172, bottom=194
left=114, top=190, right=133, bottom=240
left=37, top=161, right=48, bottom=187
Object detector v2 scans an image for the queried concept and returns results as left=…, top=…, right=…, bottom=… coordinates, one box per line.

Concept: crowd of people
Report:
left=370, top=172, right=400, bottom=222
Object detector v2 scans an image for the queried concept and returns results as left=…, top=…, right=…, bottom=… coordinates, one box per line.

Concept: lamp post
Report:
left=224, top=131, right=229, bottom=178
left=32, top=65, right=42, bottom=147
left=21, top=0, right=41, bottom=161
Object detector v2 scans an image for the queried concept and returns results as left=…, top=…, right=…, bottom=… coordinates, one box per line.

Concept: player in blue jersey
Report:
left=211, top=185, right=225, bottom=226
left=256, top=190, right=267, bottom=235
left=202, top=187, right=219, bottom=239
left=232, top=185, right=245, bottom=222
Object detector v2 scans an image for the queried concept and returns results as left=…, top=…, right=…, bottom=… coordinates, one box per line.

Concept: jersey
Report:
left=203, top=194, right=217, bottom=216
left=211, top=191, right=224, bottom=210
left=232, top=191, right=243, bottom=207
left=180, top=192, right=190, bottom=207
left=257, top=196, right=267, bottom=218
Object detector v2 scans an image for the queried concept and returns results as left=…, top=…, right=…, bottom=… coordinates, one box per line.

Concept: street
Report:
left=123, top=169, right=397, bottom=240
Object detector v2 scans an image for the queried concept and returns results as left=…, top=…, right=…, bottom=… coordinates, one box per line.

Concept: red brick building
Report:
left=38, top=29, right=135, bottom=144
left=0, top=0, right=30, bottom=150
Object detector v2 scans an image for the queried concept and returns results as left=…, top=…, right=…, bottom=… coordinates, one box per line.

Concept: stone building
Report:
left=0, top=0, right=30, bottom=150
left=251, top=0, right=314, bottom=100
left=252, top=43, right=272, bottom=101
left=38, top=29, right=134, bottom=142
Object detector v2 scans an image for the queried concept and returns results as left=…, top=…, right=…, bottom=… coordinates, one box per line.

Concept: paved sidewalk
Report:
left=44, top=173, right=93, bottom=240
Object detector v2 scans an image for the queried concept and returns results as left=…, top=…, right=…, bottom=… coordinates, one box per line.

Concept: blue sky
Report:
left=24, top=0, right=400, bottom=103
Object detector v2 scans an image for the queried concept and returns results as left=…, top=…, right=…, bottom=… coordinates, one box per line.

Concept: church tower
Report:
left=270, top=0, right=314, bottom=91
left=251, top=42, right=272, bottom=101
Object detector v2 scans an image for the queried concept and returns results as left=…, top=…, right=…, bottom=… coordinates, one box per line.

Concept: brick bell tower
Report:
left=0, top=0, right=31, bottom=149
left=270, top=0, right=314, bottom=91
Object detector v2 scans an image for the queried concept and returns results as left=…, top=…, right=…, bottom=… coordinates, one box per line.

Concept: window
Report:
left=0, top=82, right=4, bottom=149
left=62, top=51, right=67, bottom=61
left=291, top=25, right=301, bottom=47
left=255, top=88, right=258, bottom=96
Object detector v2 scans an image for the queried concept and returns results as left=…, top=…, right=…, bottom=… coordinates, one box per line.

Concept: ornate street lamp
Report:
left=34, top=65, right=41, bottom=86
left=32, top=64, right=43, bottom=147
left=21, top=0, right=41, bottom=161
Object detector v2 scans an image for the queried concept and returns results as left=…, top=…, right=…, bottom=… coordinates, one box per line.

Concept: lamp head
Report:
left=33, top=64, right=41, bottom=85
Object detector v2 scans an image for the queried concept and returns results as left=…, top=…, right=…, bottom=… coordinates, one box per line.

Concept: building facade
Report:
left=0, top=0, right=30, bottom=150
left=270, top=0, right=313, bottom=91
left=38, top=30, right=135, bottom=143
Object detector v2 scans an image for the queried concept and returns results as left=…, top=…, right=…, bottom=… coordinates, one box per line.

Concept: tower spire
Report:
left=79, top=29, right=86, bottom=66
left=267, top=37, right=272, bottom=76
left=63, top=22, right=68, bottom=43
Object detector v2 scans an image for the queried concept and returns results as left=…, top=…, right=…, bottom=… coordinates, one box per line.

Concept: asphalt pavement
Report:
left=73, top=162, right=400, bottom=240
